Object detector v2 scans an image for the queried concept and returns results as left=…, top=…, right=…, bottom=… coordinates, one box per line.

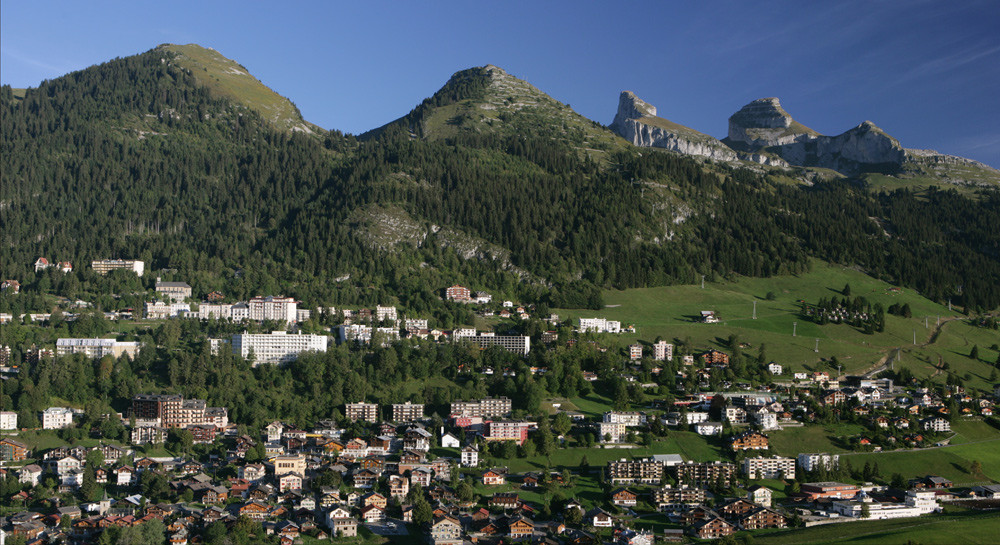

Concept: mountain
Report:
left=610, top=91, right=739, bottom=162
left=361, top=65, right=625, bottom=158
left=611, top=93, right=1000, bottom=186
left=158, top=43, right=320, bottom=134
left=2, top=45, right=1000, bottom=313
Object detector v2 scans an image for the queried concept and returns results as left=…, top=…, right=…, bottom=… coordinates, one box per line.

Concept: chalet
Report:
left=238, top=501, right=271, bottom=521
left=482, top=468, right=507, bottom=485
left=115, top=466, right=135, bottom=486
left=361, top=491, right=387, bottom=509
left=388, top=474, right=409, bottom=498
left=361, top=504, right=385, bottom=522
left=729, top=430, right=769, bottom=451
left=431, top=515, right=463, bottom=545
left=739, top=507, right=787, bottom=530
left=353, top=468, right=379, bottom=489
left=508, top=515, right=535, bottom=539
left=611, top=488, right=638, bottom=507
left=411, top=467, right=433, bottom=487
left=0, top=438, right=30, bottom=462
left=587, top=508, right=613, bottom=528
left=689, top=516, right=734, bottom=540
left=747, top=485, right=772, bottom=507
left=489, top=492, right=520, bottom=509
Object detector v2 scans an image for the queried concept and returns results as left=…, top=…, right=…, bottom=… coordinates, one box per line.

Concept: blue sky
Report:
left=3, top=1, right=999, bottom=167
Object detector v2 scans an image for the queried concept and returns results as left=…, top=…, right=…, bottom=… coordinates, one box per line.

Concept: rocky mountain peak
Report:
left=729, top=97, right=792, bottom=130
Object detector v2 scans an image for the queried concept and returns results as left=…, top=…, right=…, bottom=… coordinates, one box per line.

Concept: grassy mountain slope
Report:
left=158, top=43, right=321, bottom=134
left=361, top=65, right=627, bottom=160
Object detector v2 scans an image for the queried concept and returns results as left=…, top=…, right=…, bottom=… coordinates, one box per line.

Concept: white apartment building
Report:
left=145, top=301, right=190, bottom=319
left=464, top=334, right=530, bottom=356
left=345, top=402, right=378, bottom=422
left=0, top=411, right=18, bottom=430
left=653, top=341, right=674, bottom=361
left=629, top=344, right=643, bottom=360
left=797, top=453, right=840, bottom=472
left=405, top=318, right=429, bottom=330
left=450, top=397, right=512, bottom=418
left=724, top=406, right=747, bottom=424
left=338, top=324, right=401, bottom=345
left=231, top=331, right=329, bottom=365
left=684, top=411, right=710, bottom=425
left=42, top=407, right=75, bottom=429
left=56, top=338, right=141, bottom=359
left=603, top=411, right=647, bottom=427
left=767, top=363, right=783, bottom=375
left=921, top=417, right=951, bottom=433
left=743, top=456, right=796, bottom=480
left=752, top=410, right=780, bottom=430
left=830, top=490, right=939, bottom=519
left=91, top=259, right=144, bottom=276
left=248, top=296, right=298, bottom=323
left=391, top=402, right=424, bottom=422
left=578, top=318, right=621, bottom=333
left=375, top=306, right=397, bottom=322
left=154, top=280, right=192, bottom=301
left=598, top=421, right=627, bottom=443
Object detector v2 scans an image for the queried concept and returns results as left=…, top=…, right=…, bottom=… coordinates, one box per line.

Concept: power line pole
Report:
left=792, top=322, right=797, bottom=337
left=701, top=275, right=705, bottom=290
left=752, top=301, right=757, bottom=320
left=814, top=338, right=819, bottom=353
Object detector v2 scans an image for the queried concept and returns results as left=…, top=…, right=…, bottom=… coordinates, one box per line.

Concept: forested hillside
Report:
left=2, top=45, right=999, bottom=313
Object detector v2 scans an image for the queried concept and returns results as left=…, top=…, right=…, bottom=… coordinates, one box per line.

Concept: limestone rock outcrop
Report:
left=611, top=91, right=738, bottom=162
left=725, top=98, right=906, bottom=174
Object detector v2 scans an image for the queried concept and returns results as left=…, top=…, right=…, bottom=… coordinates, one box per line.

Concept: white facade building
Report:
left=42, top=407, right=75, bottom=429
left=0, top=411, right=17, bottom=430
left=653, top=341, right=674, bottom=361
left=743, top=456, right=796, bottom=480
left=579, top=318, right=621, bottom=334
left=797, top=453, right=840, bottom=472
left=145, top=301, right=191, bottom=319
left=248, top=296, right=298, bottom=323
left=91, top=259, right=144, bottom=276
left=55, top=338, right=141, bottom=359
left=231, top=331, right=329, bottom=365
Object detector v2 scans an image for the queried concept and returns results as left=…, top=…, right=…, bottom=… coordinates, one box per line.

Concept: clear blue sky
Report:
left=3, top=1, right=999, bottom=167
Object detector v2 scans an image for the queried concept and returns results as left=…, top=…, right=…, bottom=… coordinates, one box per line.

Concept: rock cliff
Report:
left=611, top=91, right=739, bottom=162
left=725, top=98, right=906, bottom=174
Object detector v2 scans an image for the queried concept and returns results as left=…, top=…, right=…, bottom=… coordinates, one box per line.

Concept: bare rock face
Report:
left=725, top=98, right=907, bottom=174
left=611, top=91, right=738, bottom=162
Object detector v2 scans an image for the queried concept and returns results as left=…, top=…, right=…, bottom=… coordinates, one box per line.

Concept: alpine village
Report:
left=2, top=42, right=1000, bottom=545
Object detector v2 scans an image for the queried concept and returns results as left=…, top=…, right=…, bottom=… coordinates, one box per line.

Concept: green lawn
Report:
left=553, top=259, right=1000, bottom=391
left=752, top=507, right=1000, bottom=545
left=768, top=423, right=869, bottom=456
left=844, top=438, right=1000, bottom=484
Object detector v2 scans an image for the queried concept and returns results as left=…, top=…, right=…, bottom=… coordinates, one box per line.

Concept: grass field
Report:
left=845, top=438, right=1000, bottom=484
left=768, top=423, right=869, bottom=456
left=554, top=259, right=1000, bottom=389
left=752, top=506, right=1000, bottom=545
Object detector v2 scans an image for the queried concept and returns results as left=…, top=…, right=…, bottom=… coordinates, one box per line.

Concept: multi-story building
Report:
left=231, top=331, right=328, bottom=365
left=131, top=426, right=167, bottom=445
left=578, top=318, right=621, bottom=333
left=145, top=301, right=191, bottom=319
left=444, top=285, right=471, bottom=302
left=798, top=453, right=840, bottom=472
left=801, top=482, right=859, bottom=500
left=248, top=296, right=298, bottom=323
left=730, top=430, right=769, bottom=451
left=130, top=394, right=224, bottom=429
left=56, top=338, right=142, bottom=359
left=653, top=486, right=705, bottom=510
left=91, top=259, right=144, bottom=276
left=430, top=515, right=463, bottom=545
left=155, top=280, right=192, bottom=301
left=375, top=306, right=397, bottom=322
left=450, top=397, right=512, bottom=418
left=461, top=445, right=479, bottom=467
left=391, top=402, right=424, bottom=422
left=462, top=334, right=531, bottom=356
left=0, top=438, right=30, bottom=462
left=629, top=344, right=643, bottom=360
left=404, top=318, right=429, bottom=330
left=274, top=454, right=307, bottom=477
left=743, top=456, right=796, bottom=480
left=338, top=324, right=401, bottom=345
left=484, top=420, right=532, bottom=445
left=599, top=421, right=627, bottom=443
left=42, top=407, right=75, bottom=429
left=607, top=458, right=666, bottom=484
left=921, top=417, right=951, bottom=432
left=345, top=402, right=378, bottom=422
left=603, top=411, right=647, bottom=427
left=676, top=461, right=737, bottom=487
left=653, top=341, right=674, bottom=361
left=0, top=411, right=18, bottom=430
